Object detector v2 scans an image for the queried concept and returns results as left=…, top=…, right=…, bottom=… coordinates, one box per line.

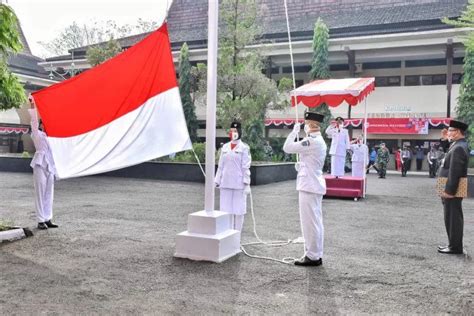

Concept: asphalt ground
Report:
left=0, top=171, right=473, bottom=315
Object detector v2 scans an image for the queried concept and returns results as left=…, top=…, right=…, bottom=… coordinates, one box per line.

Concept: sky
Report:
left=5, top=0, right=171, bottom=57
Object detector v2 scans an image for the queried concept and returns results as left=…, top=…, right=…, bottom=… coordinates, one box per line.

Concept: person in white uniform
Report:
left=215, top=121, right=251, bottom=232
left=325, top=116, right=350, bottom=178
left=349, top=135, right=368, bottom=178
left=283, top=112, right=327, bottom=267
left=28, top=97, right=58, bottom=230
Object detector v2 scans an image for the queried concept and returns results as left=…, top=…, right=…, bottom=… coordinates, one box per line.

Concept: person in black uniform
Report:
left=437, top=120, right=469, bottom=255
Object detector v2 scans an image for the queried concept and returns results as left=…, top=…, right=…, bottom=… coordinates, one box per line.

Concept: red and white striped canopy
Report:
left=290, top=78, right=375, bottom=108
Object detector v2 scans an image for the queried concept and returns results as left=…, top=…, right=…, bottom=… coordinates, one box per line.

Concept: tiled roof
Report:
left=7, top=53, right=50, bottom=79
left=17, top=22, right=32, bottom=55
left=50, top=0, right=468, bottom=58
left=165, top=0, right=468, bottom=44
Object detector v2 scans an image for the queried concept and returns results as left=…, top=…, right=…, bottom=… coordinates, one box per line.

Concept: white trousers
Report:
left=219, top=188, right=247, bottom=215
left=298, top=191, right=324, bottom=260
left=231, top=214, right=245, bottom=232
left=331, top=155, right=345, bottom=177
left=33, top=166, right=55, bottom=222
left=351, top=161, right=365, bottom=177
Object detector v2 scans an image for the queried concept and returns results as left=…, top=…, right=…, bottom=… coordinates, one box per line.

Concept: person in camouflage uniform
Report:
left=376, top=143, right=390, bottom=179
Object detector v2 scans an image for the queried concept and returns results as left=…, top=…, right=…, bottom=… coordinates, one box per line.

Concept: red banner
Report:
left=366, top=118, right=429, bottom=134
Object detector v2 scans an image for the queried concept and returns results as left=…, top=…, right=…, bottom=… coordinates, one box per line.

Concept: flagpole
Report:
left=175, top=0, right=242, bottom=262
left=204, top=0, right=218, bottom=212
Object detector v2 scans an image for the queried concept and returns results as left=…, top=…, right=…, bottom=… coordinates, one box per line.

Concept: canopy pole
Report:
left=363, top=97, right=368, bottom=198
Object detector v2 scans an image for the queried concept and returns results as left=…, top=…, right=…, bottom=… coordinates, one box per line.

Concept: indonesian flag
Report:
left=31, top=23, right=192, bottom=179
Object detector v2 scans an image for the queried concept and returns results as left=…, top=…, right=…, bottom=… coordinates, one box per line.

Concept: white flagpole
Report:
left=204, top=0, right=218, bottom=212
left=172, top=0, right=240, bottom=262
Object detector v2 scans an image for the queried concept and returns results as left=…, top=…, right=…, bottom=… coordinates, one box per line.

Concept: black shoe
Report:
left=37, top=222, right=48, bottom=230
left=45, top=220, right=58, bottom=228
left=438, top=247, right=463, bottom=254
left=294, top=256, right=322, bottom=267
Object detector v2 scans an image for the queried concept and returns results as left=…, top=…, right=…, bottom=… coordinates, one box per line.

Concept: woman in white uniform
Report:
left=349, top=136, right=368, bottom=178
left=325, top=117, right=350, bottom=178
left=215, top=122, right=251, bottom=232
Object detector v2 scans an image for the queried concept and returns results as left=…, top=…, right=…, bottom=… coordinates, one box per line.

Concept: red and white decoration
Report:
left=290, top=78, right=375, bottom=107
left=32, top=23, right=191, bottom=179
left=264, top=118, right=303, bottom=127
left=0, top=126, right=29, bottom=134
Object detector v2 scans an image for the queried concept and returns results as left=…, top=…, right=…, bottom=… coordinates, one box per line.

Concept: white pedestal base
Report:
left=0, top=228, right=26, bottom=243
left=175, top=210, right=241, bottom=263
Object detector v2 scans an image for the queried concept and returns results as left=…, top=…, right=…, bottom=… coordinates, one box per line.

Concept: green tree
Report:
left=86, top=39, right=122, bottom=67
left=0, top=4, right=26, bottom=110
left=443, top=0, right=474, bottom=147
left=308, top=18, right=332, bottom=141
left=216, top=0, right=281, bottom=159
left=40, top=19, right=159, bottom=57
left=178, top=43, right=198, bottom=142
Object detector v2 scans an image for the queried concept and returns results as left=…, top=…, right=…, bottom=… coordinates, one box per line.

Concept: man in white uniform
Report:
left=325, top=117, right=350, bottom=178
left=215, top=122, right=251, bottom=232
left=283, top=112, right=327, bottom=267
left=350, top=135, right=368, bottom=177
left=29, top=97, right=58, bottom=230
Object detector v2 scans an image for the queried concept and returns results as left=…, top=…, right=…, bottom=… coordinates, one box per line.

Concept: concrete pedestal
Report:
left=0, top=227, right=26, bottom=243
left=174, top=210, right=241, bottom=263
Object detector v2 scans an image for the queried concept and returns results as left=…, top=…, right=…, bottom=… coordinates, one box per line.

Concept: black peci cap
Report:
left=449, top=120, right=468, bottom=132
left=230, top=121, right=241, bottom=129
left=335, top=116, right=344, bottom=122
left=304, top=112, right=324, bottom=122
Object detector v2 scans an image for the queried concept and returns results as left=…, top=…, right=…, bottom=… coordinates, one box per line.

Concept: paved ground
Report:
left=0, top=171, right=473, bottom=315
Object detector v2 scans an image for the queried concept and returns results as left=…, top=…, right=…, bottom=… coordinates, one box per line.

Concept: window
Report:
left=282, top=65, right=311, bottom=73
left=405, top=75, right=420, bottom=86
left=421, top=75, right=432, bottom=85
left=375, top=76, right=401, bottom=87
left=329, top=64, right=349, bottom=71
left=452, top=73, right=462, bottom=84
left=405, top=74, right=447, bottom=86
left=405, top=59, right=446, bottom=67
left=432, top=74, right=446, bottom=85
left=362, top=61, right=401, bottom=69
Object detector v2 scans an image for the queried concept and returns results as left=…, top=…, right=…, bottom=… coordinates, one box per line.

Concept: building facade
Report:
left=0, top=22, right=59, bottom=153
left=38, top=0, right=469, bottom=166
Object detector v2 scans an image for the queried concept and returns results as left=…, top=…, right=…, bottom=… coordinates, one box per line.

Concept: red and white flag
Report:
left=31, top=23, right=191, bottom=179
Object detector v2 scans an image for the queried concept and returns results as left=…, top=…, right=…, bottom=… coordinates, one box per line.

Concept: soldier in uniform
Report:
left=325, top=117, right=350, bottom=178
left=29, top=97, right=58, bottom=230
left=215, top=122, right=251, bottom=232
left=437, top=120, right=469, bottom=254
left=283, top=112, right=327, bottom=267
left=376, top=143, right=390, bottom=178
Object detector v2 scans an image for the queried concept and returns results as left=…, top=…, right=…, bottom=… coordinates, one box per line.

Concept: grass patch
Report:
left=0, top=220, right=13, bottom=232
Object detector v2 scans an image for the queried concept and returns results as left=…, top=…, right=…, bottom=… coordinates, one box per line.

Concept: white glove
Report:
left=292, top=123, right=301, bottom=134
left=244, top=184, right=251, bottom=195
left=294, top=162, right=301, bottom=172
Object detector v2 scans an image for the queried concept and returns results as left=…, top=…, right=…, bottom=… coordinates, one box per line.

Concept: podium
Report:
left=175, top=211, right=241, bottom=262
left=324, top=175, right=365, bottom=200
